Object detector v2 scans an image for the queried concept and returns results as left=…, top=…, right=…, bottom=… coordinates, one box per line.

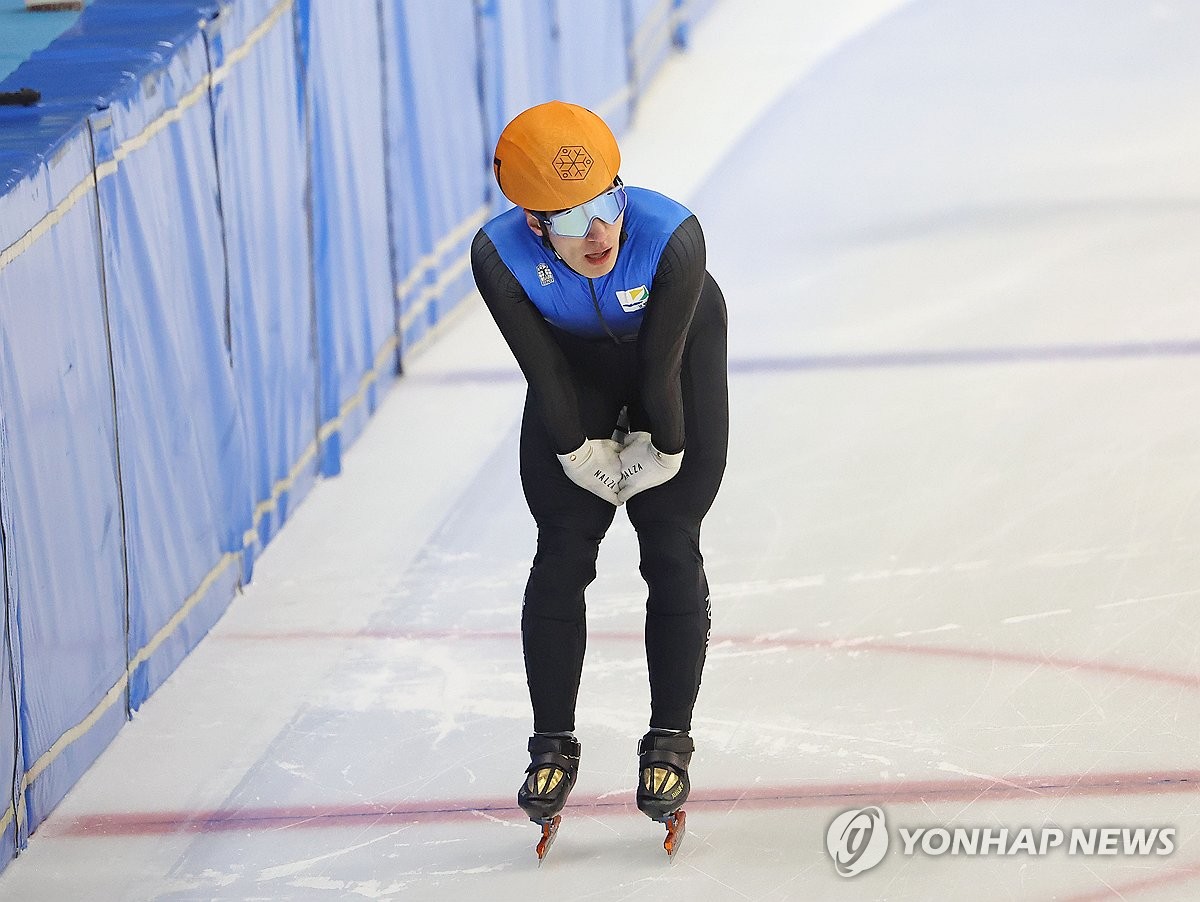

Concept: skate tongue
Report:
left=638, top=730, right=694, bottom=757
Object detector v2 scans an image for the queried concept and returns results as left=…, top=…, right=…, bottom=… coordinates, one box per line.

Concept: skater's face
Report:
left=525, top=185, right=625, bottom=278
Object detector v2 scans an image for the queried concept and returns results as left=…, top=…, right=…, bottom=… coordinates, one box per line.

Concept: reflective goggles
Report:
left=541, top=180, right=627, bottom=238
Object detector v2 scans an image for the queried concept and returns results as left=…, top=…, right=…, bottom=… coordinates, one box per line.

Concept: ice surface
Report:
left=2, top=1, right=1198, bottom=899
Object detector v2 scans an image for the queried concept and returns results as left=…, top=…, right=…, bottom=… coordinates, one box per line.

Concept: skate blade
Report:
left=535, top=814, right=561, bottom=865
left=663, top=809, right=686, bottom=859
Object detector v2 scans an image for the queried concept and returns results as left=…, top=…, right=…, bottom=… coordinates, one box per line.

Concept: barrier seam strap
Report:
left=0, top=0, right=294, bottom=274
left=0, top=415, right=21, bottom=842
left=373, top=0, right=403, bottom=392
left=87, top=113, right=135, bottom=730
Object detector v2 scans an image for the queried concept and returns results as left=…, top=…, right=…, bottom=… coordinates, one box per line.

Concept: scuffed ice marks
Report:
left=379, top=544, right=530, bottom=623
left=333, top=641, right=527, bottom=745
left=163, top=854, right=510, bottom=899
left=699, top=713, right=945, bottom=773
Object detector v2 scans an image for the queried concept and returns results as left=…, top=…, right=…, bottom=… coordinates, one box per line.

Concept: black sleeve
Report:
left=471, top=229, right=586, bottom=454
left=637, top=215, right=706, bottom=455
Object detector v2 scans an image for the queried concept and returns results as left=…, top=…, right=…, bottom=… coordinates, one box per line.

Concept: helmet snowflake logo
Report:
left=554, top=145, right=593, bottom=180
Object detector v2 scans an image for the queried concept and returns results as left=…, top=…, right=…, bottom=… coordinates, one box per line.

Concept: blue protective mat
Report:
left=0, top=0, right=90, bottom=83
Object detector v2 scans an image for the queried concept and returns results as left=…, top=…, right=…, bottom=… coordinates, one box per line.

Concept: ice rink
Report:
left=2, top=0, right=1199, bottom=899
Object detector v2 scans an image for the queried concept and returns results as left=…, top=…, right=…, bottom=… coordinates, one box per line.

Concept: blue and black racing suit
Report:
left=471, top=186, right=729, bottom=733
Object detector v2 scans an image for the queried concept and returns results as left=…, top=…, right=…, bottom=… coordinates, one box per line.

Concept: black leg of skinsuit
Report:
left=519, top=274, right=728, bottom=734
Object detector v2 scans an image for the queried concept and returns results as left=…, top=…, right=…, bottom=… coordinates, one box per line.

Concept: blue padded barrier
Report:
left=0, top=121, right=129, bottom=846
left=672, top=0, right=718, bottom=49
left=207, top=0, right=318, bottom=571
left=554, top=2, right=632, bottom=134
left=302, top=0, right=397, bottom=476
left=0, top=0, right=711, bottom=871
left=0, top=49, right=147, bottom=112
left=473, top=0, right=693, bottom=212
left=627, top=0, right=675, bottom=106
left=375, top=0, right=426, bottom=356
left=474, top=0, right=559, bottom=201
left=383, top=0, right=492, bottom=354
left=86, top=33, right=248, bottom=708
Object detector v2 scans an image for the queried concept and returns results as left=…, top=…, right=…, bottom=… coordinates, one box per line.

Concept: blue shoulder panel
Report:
left=482, top=186, right=691, bottom=339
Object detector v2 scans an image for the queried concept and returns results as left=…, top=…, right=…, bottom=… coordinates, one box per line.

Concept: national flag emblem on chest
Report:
left=615, top=285, right=649, bottom=312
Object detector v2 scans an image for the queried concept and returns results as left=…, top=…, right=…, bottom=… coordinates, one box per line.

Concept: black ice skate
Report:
left=636, top=730, right=693, bottom=858
left=517, top=734, right=580, bottom=863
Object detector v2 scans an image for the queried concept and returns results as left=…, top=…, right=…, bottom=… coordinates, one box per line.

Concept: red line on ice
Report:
left=55, top=768, right=1200, bottom=837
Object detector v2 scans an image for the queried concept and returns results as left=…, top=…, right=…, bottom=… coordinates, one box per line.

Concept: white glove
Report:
left=616, top=431, right=683, bottom=503
left=557, top=438, right=623, bottom=505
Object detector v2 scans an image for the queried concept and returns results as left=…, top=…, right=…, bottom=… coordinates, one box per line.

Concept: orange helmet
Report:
left=493, top=100, right=621, bottom=212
